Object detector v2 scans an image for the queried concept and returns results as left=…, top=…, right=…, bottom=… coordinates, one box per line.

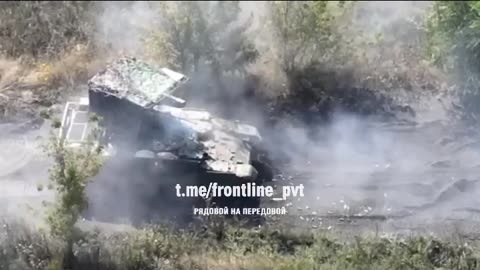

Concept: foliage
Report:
left=263, top=1, right=348, bottom=73
left=426, top=2, right=480, bottom=72
left=1, top=221, right=480, bottom=270
left=426, top=1, right=480, bottom=121
left=41, top=117, right=104, bottom=269
left=145, top=1, right=258, bottom=77
left=44, top=122, right=103, bottom=240
left=0, top=1, right=446, bottom=121
left=0, top=1, right=96, bottom=60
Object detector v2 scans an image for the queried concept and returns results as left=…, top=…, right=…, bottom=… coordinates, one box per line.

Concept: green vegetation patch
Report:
left=1, top=221, right=479, bottom=270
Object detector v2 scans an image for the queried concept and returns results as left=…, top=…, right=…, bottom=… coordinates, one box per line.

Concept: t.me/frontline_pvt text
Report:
left=175, top=182, right=305, bottom=201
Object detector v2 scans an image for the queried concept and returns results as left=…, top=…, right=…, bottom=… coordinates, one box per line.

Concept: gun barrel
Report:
left=163, top=93, right=186, bottom=106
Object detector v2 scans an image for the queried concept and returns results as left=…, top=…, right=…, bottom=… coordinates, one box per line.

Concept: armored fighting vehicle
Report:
left=59, top=57, right=273, bottom=224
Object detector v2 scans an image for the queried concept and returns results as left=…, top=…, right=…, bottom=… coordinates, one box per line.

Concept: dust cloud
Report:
left=251, top=1, right=480, bottom=223
left=78, top=1, right=480, bottom=225
left=2, top=1, right=480, bottom=229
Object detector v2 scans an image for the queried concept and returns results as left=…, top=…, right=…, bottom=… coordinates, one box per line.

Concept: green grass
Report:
left=1, top=220, right=479, bottom=270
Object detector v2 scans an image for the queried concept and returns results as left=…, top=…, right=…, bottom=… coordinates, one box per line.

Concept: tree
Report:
left=262, top=1, right=347, bottom=73
left=426, top=1, right=480, bottom=72
left=44, top=118, right=104, bottom=269
left=146, top=1, right=258, bottom=76
left=427, top=1, right=480, bottom=121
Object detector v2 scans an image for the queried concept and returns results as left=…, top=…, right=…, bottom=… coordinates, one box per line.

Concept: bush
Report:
left=0, top=1, right=95, bottom=60
left=1, top=221, right=479, bottom=270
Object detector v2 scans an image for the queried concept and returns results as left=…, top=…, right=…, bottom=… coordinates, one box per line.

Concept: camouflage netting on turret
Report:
left=88, top=57, right=187, bottom=108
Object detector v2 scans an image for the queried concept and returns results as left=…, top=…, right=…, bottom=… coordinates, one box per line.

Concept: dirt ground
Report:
left=2, top=106, right=480, bottom=240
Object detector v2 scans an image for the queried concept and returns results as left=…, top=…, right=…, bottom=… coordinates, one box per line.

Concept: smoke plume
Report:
left=2, top=1, right=475, bottom=229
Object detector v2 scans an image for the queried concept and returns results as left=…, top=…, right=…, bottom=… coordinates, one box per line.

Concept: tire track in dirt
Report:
left=263, top=120, right=480, bottom=234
